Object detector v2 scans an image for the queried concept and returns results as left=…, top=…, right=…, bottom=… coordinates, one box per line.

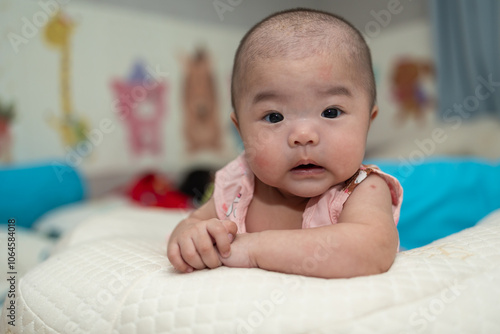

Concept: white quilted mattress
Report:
left=2, top=207, right=500, bottom=334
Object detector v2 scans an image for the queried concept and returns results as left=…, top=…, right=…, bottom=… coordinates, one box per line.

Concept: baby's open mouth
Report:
left=290, top=163, right=325, bottom=175
left=292, top=163, right=322, bottom=170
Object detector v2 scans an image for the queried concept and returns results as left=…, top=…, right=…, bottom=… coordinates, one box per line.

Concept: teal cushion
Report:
left=365, top=157, right=500, bottom=250
left=0, top=162, right=86, bottom=228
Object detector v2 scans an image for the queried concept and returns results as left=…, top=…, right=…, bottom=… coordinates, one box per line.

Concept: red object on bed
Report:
left=128, top=172, right=192, bottom=209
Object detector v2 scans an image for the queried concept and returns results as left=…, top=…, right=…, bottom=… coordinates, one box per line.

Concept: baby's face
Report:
left=232, top=53, right=377, bottom=199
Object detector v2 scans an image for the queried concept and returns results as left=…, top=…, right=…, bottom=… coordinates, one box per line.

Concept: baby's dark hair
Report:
left=231, top=8, right=376, bottom=112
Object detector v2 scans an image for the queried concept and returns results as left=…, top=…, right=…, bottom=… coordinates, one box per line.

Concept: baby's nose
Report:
left=288, top=123, right=319, bottom=147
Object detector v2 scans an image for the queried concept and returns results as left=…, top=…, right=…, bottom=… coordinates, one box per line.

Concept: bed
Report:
left=1, top=206, right=500, bottom=333
left=1, top=157, right=500, bottom=333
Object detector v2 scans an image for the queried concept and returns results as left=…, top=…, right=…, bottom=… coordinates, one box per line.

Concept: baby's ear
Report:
left=369, top=105, right=379, bottom=123
left=230, top=112, right=240, bottom=133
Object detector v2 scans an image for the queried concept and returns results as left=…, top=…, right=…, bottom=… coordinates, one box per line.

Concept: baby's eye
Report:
left=263, top=112, right=284, bottom=123
left=321, top=108, right=342, bottom=119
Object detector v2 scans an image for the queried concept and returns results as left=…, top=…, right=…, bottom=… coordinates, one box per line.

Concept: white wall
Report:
left=76, top=0, right=430, bottom=32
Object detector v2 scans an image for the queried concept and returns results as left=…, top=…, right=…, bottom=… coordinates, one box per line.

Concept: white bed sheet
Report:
left=0, top=227, right=55, bottom=310
left=2, top=207, right=500, bottom=333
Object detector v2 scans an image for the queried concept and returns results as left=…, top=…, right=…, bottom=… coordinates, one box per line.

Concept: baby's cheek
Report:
left=242, top=128, right=281, bottom=177
left=243, top=132, right=273, bottom=163
left=245, top=146, right=268, bottom=168
left=243, top=145, right=258, bottom=164
left=247, top=149, right=276, bottom=183
left=253, top=153, right=271, bottom=170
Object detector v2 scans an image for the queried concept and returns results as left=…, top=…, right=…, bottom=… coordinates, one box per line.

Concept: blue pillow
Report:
left=0, top=161, right=86, bottom=228
left=365, top=157, right=500, bottom=250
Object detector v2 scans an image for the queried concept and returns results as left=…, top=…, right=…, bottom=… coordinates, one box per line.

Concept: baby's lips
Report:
left=293, top=158, right=320, bottom=168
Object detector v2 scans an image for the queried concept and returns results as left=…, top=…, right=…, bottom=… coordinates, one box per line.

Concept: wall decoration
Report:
left=44, top=11, right=90, bottom=149
left=391, top=58, right=434, bottom=124
left=112, top=61, right=168, bottom=157
left=1, top=1, right=244, bottom=172
left=0, top=99, right=15, bottom=163
left=180, top=47, right=222, bottom=154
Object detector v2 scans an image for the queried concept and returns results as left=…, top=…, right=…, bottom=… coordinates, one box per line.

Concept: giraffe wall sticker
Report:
left=112, top=61, right=168, bottom=157
left=44, top=11, right=90, bottom=149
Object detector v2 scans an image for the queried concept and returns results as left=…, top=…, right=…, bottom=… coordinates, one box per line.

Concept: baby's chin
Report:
left=282, top=184, right=335, bottom=199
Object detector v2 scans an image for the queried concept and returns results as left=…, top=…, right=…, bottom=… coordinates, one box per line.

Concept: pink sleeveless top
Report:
left=214, top=153, right=403, bottom=233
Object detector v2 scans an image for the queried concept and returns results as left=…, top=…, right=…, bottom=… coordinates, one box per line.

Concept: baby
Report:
left=167, top=8, right=403, bottom=278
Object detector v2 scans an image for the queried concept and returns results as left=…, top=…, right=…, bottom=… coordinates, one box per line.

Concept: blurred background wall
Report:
left=1, top=0, right=499, bottom=197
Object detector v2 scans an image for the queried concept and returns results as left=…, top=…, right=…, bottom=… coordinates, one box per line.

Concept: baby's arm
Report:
left=220, top=174, right=399, bottom=278
left=167, top=197, right=238, bottom=273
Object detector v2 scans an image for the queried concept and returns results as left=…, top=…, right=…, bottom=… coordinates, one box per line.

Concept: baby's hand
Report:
left=218, top=233, right=257, bottom=269
left=167, top=218, right=237, bottom=273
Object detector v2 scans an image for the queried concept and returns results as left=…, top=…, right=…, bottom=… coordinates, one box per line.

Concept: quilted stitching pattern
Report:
left=2, top=209, right=500, bottom=334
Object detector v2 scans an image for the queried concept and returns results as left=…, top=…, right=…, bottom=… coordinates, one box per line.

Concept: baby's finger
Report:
left=178, top=238, right=206, bottom=270
left=166, top=242, right=194, bottom=273
left=192, top=230, right=222, bottom=268
left=221, top=220, right=238, bottom=240
left=207, top=221, right=234, bottom=258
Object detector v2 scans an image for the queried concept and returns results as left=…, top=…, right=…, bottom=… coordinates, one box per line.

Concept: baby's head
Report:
left=231, top=8, right=376, bottom=113
left=230, top=8, right=379, bottom=198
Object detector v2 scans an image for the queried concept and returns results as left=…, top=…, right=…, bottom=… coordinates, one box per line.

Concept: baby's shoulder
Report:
left=342, top=164, right=381, bottom=195
left=340, top=165, right=404, bottom=224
